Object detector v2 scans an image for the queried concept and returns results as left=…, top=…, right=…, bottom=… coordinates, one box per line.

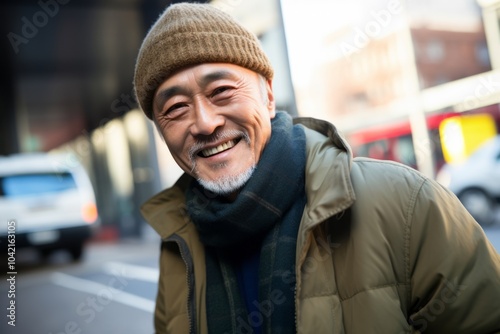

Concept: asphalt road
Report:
left=1, top=219, right=499, bottom=334
left=0, top=238, right=160, bottom=334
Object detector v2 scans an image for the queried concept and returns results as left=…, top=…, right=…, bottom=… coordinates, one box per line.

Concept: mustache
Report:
left=188, top=130, right=250, bottom=166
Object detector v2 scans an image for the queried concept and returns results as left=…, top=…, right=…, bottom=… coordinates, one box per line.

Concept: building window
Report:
left=426, top=40, right=445, bottom=62
left=475, top=41, right=491, bottom=67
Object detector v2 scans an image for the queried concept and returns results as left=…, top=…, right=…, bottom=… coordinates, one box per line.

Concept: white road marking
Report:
left=102, top=261, right=159, bottom=283
left=51, top=272, right=155, bottom=313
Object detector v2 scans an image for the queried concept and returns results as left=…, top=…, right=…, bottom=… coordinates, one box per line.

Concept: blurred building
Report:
left=318, top=25, right=491, bottom=125
left=413, top=27, right=491, bottom=88
left=281, top=0, right=500, bottom=177
left=319, top=30, right=414, bottom=121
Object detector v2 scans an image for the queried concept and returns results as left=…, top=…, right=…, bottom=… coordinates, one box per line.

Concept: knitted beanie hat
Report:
left=133, top=2, right=274, bottom=119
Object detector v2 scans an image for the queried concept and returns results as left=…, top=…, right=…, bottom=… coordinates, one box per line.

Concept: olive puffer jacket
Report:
left=141, top=117, right=500, bottom=334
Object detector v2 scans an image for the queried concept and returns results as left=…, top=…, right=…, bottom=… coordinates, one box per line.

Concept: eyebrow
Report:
left=154, top=69, right=239, bottom=114
left=197, top=69, right=238, bottom=87
left=154, top=86, right=188, bottom=114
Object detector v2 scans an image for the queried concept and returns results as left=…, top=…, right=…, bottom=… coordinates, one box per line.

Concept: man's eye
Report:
left=211, top=86, right=231, bottom=97
left=165, top=103, right=187, bottom=114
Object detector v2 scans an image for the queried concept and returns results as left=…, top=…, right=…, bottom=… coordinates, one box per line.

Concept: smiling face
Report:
left=153, top=63, right=276, bottom=196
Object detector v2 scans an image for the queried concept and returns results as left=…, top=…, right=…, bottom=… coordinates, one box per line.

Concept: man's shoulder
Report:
left=295, top=116, right=352, bottom=157
left=349, top=157, right=431, bottom=213
left=353, top=156, right=426, bottom=182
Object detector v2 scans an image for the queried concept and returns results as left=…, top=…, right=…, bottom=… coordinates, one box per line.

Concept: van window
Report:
left=0, top=172, right=77, bottom=198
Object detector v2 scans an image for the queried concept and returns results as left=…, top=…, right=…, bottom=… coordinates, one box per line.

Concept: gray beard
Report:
left=197, top=165, right=255, bottom=195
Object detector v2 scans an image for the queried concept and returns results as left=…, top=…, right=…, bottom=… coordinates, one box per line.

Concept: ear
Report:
left=265, top=79, right=276, bottom=118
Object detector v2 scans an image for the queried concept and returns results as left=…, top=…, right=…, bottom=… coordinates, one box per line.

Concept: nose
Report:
left=190, top=98, right=225, bottom=136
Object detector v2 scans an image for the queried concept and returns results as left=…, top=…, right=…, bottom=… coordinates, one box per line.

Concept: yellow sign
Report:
left=439, top=113, right=497, bottom=164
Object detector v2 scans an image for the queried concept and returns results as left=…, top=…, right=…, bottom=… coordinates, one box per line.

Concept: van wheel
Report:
left=68, top=244, right=84, bottom=261
left=459, top=189, right=494, bottom=226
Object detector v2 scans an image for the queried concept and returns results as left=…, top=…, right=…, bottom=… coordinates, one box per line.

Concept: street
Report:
left=1, top=221, right=499, bottom=334
left=0, top=236, right=160, bottom=334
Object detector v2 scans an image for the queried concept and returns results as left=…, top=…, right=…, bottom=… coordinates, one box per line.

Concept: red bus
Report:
left=347, top=105, right=500, bottom=174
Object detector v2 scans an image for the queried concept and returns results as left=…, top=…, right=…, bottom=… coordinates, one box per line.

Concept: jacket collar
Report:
left=141, top=116, right=356, bottom=239
left=140, top=173, right=194, bottom=240
left=294, top=117, right=356, bottom=229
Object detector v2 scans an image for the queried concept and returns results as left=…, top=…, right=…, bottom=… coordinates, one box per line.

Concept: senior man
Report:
left=134, top=2, right=500, bottom=333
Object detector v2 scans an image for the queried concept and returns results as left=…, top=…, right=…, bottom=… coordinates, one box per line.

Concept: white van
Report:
left=437, top=135, right=500, bottom=226
left=0, top=153, right=100, bottom=261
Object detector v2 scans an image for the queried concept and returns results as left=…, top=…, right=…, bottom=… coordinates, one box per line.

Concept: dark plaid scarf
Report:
left=186, top=111, right=306, bottom=333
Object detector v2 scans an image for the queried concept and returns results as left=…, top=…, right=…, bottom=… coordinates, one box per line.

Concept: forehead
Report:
left=158, top=63, right=258, bottom=89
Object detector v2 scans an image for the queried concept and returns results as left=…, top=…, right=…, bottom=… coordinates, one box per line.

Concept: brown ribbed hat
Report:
left=133, top=2, right=274, bottom=119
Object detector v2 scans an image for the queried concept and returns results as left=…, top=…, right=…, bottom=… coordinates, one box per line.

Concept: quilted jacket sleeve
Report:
left=408, top=178, right=500, bottom=332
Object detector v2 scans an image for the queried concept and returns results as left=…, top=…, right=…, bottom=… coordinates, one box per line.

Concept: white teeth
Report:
left=201, top=140, right=236, bottom=157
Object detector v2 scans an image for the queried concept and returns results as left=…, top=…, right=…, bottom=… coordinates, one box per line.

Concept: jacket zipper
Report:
left=165, top=234, right=197, bottom=334
left=294, top=204, right=352, bottom=334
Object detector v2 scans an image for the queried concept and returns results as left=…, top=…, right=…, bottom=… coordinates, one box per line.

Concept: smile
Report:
left=200, top=139, right=238, bottom=157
